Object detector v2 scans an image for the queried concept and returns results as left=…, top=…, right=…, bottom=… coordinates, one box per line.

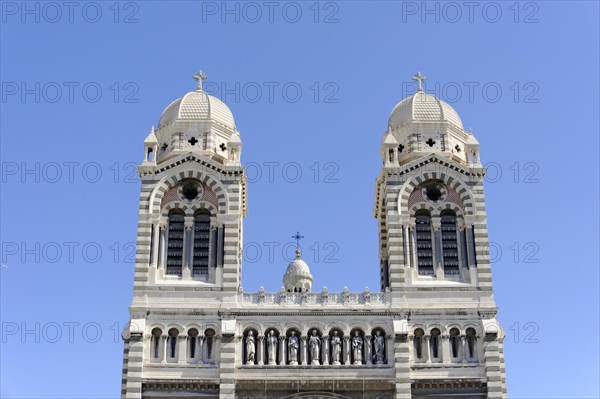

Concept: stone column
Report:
left=403, top=226, right=410, bottom=268
left=279, top=336, right=286, bottom=365
left=410, top=225, right=418, bottom=269
left=178, top=335, right=188, bottom=364
left=365, top=335, right=372, bottom=365
left=183, top=216, right=194, bottom=278
left=301, top=336, right=308, bottom=365
left=343, top=336, right=351, bottom=365
left=460, top=335, right=467, bottom=363
left=407, top=335, right=414, bottom=364
left=257, top=335, right=264, bottom=365
left=193, top=335, right=202, bottom=364
left=150, top=222, right=160, bottom=268
left=161, top=335, right=168, bottom=363
left=158, top=221, right=167, bottom=270
left=322, top=336, right=330, bottom=365
left=432, top=217, right=444, bottom=280
left=441, top=335, right=450, bottom=364
left=424, top=335, right=431, bottom=363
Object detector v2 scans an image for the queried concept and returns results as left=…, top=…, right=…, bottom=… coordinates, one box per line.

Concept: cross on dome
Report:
left=292, top=231, right=304, bottom=258
left=193, top=70, right=208, bottom=91
left=412, top=71, right=427, bottom=92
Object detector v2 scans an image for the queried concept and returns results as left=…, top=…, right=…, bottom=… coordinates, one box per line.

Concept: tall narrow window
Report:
left=441, top=211, right=459, bottom=275
left=205, top=329, right=215, bottom=361
left=151, top=328, right=162, bottom=360
left=188, top=329, right=199, bottom=359
left=166, top=209, right=185, bottom=275
left=414, top=329, right=424, bottom=360
left=168, top=328, right=179, bottom=359
left=466, top=328, right=477, bottom=360
left=193, top=210, right=211, bottom=277
left=415, top=212, right=434, bottom=275
left=430, top=328, right=441, bottom=360
left=449, top=328, right=460, bottom=358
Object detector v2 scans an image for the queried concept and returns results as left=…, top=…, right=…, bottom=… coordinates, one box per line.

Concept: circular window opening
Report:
left=182, top=181, right=200, bottom=201
left=425, top=186, right=442, bottom=202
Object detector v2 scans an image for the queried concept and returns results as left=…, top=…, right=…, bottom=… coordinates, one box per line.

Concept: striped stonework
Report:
left=121, top=83, right=506, bottom=399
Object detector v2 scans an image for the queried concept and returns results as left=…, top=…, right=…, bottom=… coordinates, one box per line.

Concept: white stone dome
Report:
left=283, top=248, right=313, bottom=293
left=388, top=91, right=463, bottom=130
left=286, top=257, right=311, bottom=276
left=158, top=90, right=236, bottom=131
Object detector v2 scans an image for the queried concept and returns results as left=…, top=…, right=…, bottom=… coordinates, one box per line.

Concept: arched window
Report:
left=168, top=328, right=179, bottom=359
left=449, top=328, right=460, bottom=359
left=430, top=328, right=441, bottom=360
left=413, top=329, right=424, bottom=360
left=441, top=211, right=459, bottom=275
left=466, top=328, right=477, bottom=360
left=205, top=328, right=215, bottom=361
left=166, top=209, right=185, bottom=275
left=193, top=210, right=211, bottom=277
left=415, top=212, right=434, bottom=276
left=188, top=328, right=199, bottom=360
left=151, top=328, right=162, bottom=361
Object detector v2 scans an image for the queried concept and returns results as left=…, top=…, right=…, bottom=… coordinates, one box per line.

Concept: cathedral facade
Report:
left=120, top=71, right=507, bottom=399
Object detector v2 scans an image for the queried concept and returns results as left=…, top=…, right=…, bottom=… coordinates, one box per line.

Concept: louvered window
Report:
left=166, top=210, right=185, bottom=275
left=193, top=210, right=211, bottom=276
left=416, top=213, right=434, bottom=275
left=441, top=212, right=460, bottom=275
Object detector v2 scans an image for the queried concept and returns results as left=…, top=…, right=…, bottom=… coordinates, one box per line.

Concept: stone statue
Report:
left=287, top=331, right=299, bottom=365
left=330, top=331, right=342, bottom=365
left=245, top=331, right=255, bottom=364
left=266, top=330, right=277, bottom=365
left=308, top=329, right=321, bottom=365
left=374, top=330, right=385, bottom=364
left=352, top=331, right=363, bottom=364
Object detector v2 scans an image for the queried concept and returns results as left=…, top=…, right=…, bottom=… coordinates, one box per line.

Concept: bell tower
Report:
left=373, top=73, right=506, bottom=398
left=121, top=71, right=247, bottom=398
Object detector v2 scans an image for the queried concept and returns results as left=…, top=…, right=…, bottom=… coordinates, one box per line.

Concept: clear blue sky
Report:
left=1, top=1, right=598, bottom=398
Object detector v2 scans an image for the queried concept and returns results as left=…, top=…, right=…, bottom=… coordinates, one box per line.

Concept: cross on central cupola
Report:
left=284, top=231, right=313, bottom=292
left=292, top=231, right=304, bottom=248
left=193, top=70, right=208, bottom=92
left=292, top=231, right=304, bottom=259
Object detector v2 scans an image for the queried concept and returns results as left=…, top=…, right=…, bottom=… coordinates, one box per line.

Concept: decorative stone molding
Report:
left=241, top=291, right=388, bottom=307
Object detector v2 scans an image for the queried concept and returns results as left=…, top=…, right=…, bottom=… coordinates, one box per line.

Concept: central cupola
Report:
left=283, top=232, right=313, bottom=293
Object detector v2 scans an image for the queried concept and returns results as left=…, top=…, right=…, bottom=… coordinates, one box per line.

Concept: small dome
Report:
left=388, top=91, right=463, bottom=130
left=286, top=257, right=311, bottom=276
left=158, top=90, right=236, bottom=130
left=283, top=248, right=313, bottom=293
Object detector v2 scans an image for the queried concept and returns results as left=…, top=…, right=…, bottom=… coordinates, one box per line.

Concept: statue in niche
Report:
left=245, top=331, right=255, bottom=365
left=287, top=331, right=299, bottom=365
left=308, top=329, right=321, bottom=365
left=352, top=331, right=363, bottom=364
left=330, top=331, right=342, bottom=365
left=373, top=330, right=386, bottom=364
left=266, top=330, right=278, bottom=365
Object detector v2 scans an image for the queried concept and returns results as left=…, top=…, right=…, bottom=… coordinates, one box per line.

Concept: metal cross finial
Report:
left=292, top=231, right=304, bottom=248
left=412, top=71, right=427, bottom=92
left=193, top=70, right=208, bottom=91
